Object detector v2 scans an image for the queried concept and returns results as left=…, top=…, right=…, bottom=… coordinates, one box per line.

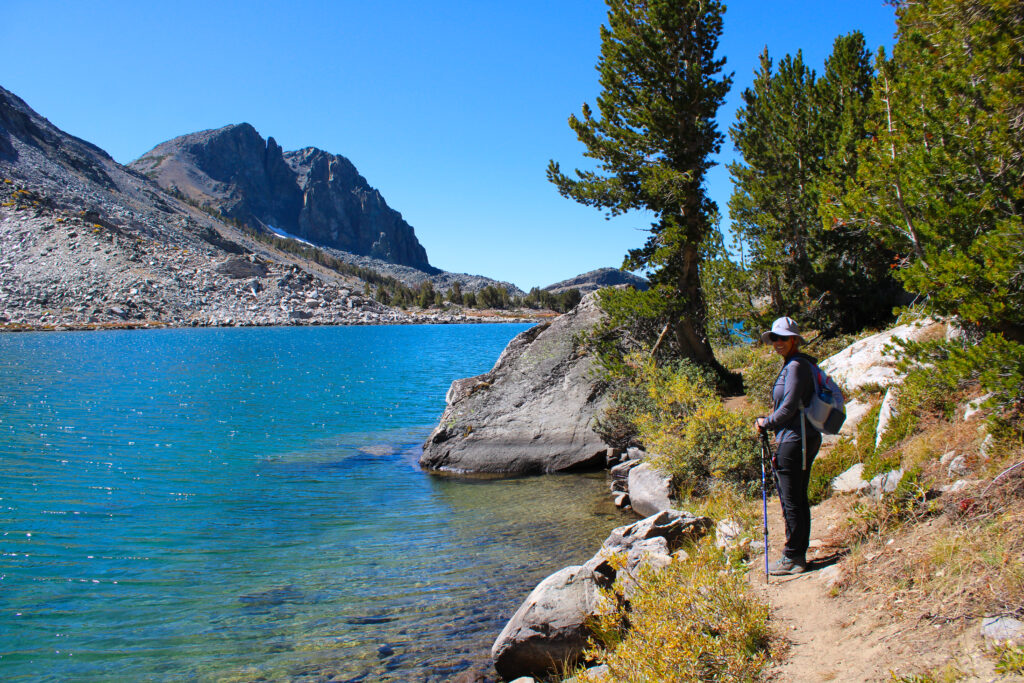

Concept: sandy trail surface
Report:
left=752, top=495, right=1003, bottom=681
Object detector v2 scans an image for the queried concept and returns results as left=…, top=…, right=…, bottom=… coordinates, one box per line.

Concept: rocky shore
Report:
left=427, top=311, right=980, bottom=681
left=0, top=195, right=534, bottom=331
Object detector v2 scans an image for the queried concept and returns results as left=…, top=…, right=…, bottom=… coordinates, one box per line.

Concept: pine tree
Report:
left=828, top=0, right=1024, bottom=337
left=729, top=33, right=894, bottom=333
left=548, top=0, right=734, bottom=380
left=728, top=49, right=822, bottom=317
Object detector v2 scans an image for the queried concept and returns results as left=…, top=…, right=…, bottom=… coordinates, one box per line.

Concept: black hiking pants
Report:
left=773, top=437, right=820, bottom=563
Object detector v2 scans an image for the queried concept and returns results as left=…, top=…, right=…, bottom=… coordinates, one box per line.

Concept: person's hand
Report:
left=754, top=417, right=767, bottom=434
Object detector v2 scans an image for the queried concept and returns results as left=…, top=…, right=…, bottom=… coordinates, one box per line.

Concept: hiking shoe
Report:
left=768, top=557, right=807, bottom=575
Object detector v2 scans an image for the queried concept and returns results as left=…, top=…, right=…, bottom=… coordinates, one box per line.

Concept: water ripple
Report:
left=0, top=325, right=628, bottom=681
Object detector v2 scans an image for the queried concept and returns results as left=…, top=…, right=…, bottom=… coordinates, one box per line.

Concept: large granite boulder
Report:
left=420, top=293, right=610, bottom=474
left=819, top=319, right=944, bottom=393
left=490, top=565, right=603, bottom=681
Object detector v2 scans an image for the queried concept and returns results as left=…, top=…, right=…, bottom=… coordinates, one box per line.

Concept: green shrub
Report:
left=740, top=346, right=780, bottom=412
left=586, top=540, right=773, bottom=682
left=892, top=333, right=1024, bottom=438
left=594, top=355, right=719, bottom=451
left=996, top=643, right=1024, bottom=675
left=631, top=359, right=761, bottom=496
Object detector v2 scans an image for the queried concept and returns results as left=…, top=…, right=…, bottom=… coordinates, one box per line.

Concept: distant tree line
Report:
left=378, top=280, right=582, bottom=313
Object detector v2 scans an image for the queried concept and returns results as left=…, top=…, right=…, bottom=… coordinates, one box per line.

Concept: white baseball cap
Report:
left=760, top=316, right=804, bottom=344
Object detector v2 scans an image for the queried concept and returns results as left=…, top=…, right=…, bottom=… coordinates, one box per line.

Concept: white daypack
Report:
left=796, top=357, right=846, bottom=435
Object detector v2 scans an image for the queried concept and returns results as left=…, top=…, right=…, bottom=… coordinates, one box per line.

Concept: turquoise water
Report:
left=0, top=325, right=626, bottom=681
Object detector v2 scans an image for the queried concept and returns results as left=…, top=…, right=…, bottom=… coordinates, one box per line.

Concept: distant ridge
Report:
left=130, top=124, right=432, bottom=270
left=543, top=267, right=649, bottom=294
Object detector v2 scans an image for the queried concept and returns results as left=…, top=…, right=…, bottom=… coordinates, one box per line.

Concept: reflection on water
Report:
left=0, top=325, right=628, bottom=681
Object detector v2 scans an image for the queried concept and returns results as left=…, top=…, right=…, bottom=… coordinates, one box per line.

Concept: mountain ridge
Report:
left=0, top=85, right=525, bottom=331
left=130, top=123, right=432, bottom=270
left=543, top=267, right=649, bottom=294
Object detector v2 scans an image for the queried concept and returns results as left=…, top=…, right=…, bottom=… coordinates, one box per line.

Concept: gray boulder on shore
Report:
left=626, top=461, right=674, bottom=517
left=420, top=292, right=610, bottom=474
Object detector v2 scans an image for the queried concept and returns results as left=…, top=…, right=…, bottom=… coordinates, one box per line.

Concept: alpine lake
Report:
left=0, top=324, right=628, bottom=681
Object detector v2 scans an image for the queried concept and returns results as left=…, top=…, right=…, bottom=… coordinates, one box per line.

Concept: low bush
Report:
left=628, top=358, right=761, bottom=497
left=996, top=643, right=1024, bottom=676
left=584, top=539, right=773, bottom=682
left=593, top=354, right=719, bottom=452
left=738, top=347, right=779, bottom=413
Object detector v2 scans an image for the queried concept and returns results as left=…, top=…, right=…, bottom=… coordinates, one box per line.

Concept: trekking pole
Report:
left=759, top=429, right=772, bottom=584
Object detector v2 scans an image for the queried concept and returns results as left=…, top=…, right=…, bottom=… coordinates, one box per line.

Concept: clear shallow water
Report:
left=0, top=325, right=627, bottom=682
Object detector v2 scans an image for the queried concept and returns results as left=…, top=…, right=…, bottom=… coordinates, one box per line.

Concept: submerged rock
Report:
left=420, top=293, right=610, bottom=474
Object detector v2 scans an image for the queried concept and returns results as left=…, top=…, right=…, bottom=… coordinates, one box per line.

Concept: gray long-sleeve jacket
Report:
left=763, top=354, right=821, bottom=444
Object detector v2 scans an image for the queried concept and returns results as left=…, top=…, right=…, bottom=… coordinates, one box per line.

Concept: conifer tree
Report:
left=729, top=32, right=894, bottom=332
left=828, top=0, right=1024, bottom=337
left=548, top=0, right=733, bottom=377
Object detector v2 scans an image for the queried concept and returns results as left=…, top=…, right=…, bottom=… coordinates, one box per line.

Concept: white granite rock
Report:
left=940, top=479, right=979, bottom=494
left=840, top=398, right=873, bottom=436
left=833, top=463, right=869, bottom=493
left=876, top=387, right=898, bottom=448
left=868, top=469, right=904, bottom=499
left=820, top=320, right=941, bottom=393
left=715, top=519, right=743, bottom=551
left=818, top=564, right=845, bottom=590
left=963, top=393, right=993, bottom=421
left=947, top=455, right=970, bottom=478
left=981, top=616, right=1024, bottom=644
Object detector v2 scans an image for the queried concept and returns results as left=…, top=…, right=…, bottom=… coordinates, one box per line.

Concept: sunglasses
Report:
left=767, top=333, right=787, bottom=342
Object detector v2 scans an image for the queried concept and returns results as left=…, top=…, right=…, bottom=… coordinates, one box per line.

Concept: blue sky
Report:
left=1, top=1, right=896, bottom=291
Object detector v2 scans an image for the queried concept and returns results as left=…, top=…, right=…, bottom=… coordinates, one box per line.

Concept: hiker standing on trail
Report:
left=754, top=316, right=821, bottom=576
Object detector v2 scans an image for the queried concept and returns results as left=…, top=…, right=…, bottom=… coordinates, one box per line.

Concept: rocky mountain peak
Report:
left=131, top=124, right=431, bottom=270
left=543, top=267, right=649, bottom=294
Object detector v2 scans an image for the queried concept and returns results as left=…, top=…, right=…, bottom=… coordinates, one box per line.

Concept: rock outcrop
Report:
left=819, top=319, right=944, bottom=393
left=130, top=123, right=432, bottom=269
left=420, top=293, right=610, bottom=474
left=543, top=267, right=649, bottom=295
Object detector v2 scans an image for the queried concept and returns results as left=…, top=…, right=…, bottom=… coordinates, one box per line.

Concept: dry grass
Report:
left=581, top=538, right=776, bottom=683
left=825, top=420, right=1024, bottom=647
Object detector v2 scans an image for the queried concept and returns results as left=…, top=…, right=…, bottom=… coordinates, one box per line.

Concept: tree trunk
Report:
left=673, top=241, right=743, bottom=393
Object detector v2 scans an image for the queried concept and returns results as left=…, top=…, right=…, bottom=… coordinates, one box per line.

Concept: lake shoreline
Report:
left=0, top=310, right=545, bottom=333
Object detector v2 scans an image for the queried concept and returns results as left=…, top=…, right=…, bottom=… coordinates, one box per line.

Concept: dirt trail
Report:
left=751, top=496, right=1002, bottom=681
